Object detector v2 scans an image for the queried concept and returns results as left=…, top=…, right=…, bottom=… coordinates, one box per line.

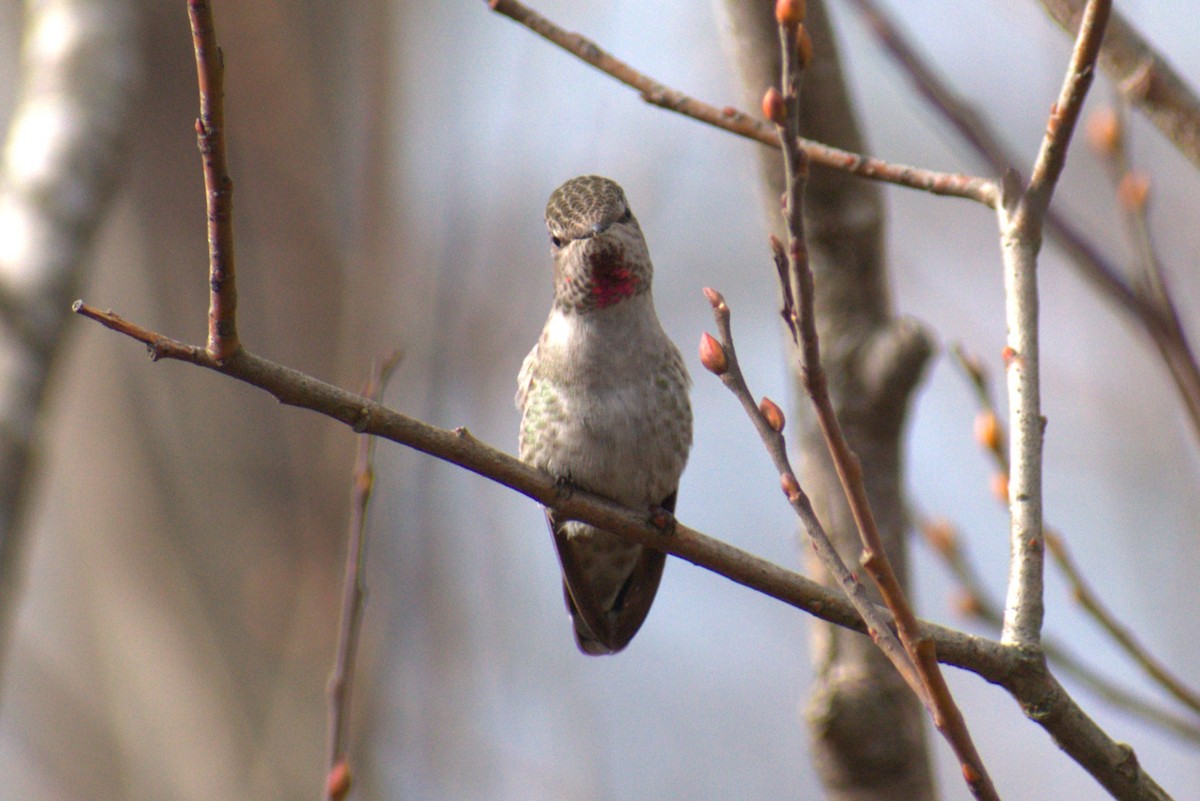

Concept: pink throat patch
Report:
left=590, top=250, right=641, bottom=308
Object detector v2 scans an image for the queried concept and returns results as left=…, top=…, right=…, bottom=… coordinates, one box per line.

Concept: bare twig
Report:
left=765, top=8, right=996, bottom=796
left=1045, top=532, right=1200, bottom=717
left=1039, top=0, right=1200, bottom=169
left=485, top=0, right=998, bottom=206
left=921, top=517, right=1200, bottom=744
left=1084, top=106, right=1200, bottom=431
left=843, top=0, right=1200, bottom=446
left=325, top=353, right=402, bottom=801
left=188, top=0, right=239, bottom=360
left=700, top=288, right=925, bottom=705
left=997, top=0, right=1111, bottom=648
left=956, top=342, right=1200, bottom=719
left=1086, top=107, right=1163, bottom=297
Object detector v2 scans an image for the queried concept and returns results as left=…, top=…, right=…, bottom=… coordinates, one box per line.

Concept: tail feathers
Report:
left=547, top=491, right=675, bottom=656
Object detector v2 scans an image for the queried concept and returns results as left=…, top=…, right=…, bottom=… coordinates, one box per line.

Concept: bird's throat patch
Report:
left=589, top=248, right=642, bottom=309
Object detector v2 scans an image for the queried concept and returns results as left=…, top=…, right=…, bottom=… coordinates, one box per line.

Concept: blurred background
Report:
left=0, top=0, right=1198, bottom=798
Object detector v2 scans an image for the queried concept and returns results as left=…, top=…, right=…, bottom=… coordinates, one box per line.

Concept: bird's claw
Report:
left=552, top=476, right=576, bottom=504
left=648, top=506, right=677, bottom=535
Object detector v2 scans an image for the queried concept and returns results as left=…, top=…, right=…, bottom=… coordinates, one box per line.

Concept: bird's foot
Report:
left=648, top=505, right=677, bottom=535
left=551, top=475, right=577, bottom=505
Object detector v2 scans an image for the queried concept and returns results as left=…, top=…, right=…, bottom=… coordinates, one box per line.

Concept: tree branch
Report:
left=188, top=0, right=239, bottom=360
left=68, top=2, right=1183, bottom=798
left=843, top=0, right=1200, bottom=446
left=765, top=7, right=995, bottom=796
left=998, top=0, right=1110, bottom=648
left=485, top=0, right=998, bottom=206
left=1038, top=0, right=1200, bottom=170
left=954, top=344, right=1200, bottom=721
left=920, top=516, right=1200, bottom=745
left=74, top=295, right=1175, bottom=800
left=325, top=353, right=401, bottom=801
left=700, top=288, right=925, bottom=705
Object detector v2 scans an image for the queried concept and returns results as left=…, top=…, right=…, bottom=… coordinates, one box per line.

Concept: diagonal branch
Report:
left=920, top=516, right=1200, bottom=745
left=68, top=301, right=943, bottom=660
left=843, top=0, right=1200, bottom=447
left=700, top=289, right=925, bottom=705
left=1038, top=0, right=1200, bottom=170
left=74, top=295, right=1175, bottom=800
left=765, top=7, right=995, bottom=797
left=485, top=0, right=998, bottom=206
left=955, top=345, right=1200, bottom=720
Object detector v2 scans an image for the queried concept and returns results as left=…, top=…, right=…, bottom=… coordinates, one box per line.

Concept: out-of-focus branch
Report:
left=325, top=353, right=401, bottom=801
left=485, top=0, right=998, bottom=206
left=1039, top=0, right=1200, bottom=170
left=844, top=0, right=1200, bottom=446
left=1046, top=531, right=1200, bottom=717
left=956, top=344, right=1200, bottom=723
left=0, top=0, right=139, bottom=673
left=920, top=517, right=1200, bottom=745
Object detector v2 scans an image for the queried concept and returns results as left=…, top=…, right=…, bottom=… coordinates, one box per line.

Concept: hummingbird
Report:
left=517, top=175, right=693, bottom=655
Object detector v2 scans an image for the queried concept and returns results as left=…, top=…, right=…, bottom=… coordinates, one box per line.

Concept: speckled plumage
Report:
left=517, top=176, right=692, bottom=655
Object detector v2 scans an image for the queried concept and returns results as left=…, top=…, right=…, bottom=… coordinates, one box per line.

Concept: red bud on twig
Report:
left=762, top=87, right=786, bottom=125
left=760, top=396, right=786, bottom=433
left=775, top=0, right=806, bottom=27
left=700, top=332, right=729, bottom=376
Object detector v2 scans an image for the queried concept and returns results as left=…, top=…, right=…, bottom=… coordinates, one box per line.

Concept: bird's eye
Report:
left=550, top=235, right=565, bottom=249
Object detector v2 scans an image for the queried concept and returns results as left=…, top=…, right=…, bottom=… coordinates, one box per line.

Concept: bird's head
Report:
left=545, top=175, right=653, bottom=313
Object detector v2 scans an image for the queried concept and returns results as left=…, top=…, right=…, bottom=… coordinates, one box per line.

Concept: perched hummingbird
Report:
left=517, top=175, right=693, bottom=655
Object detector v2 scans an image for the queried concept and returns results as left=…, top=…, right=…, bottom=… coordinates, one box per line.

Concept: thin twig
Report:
left=997, top=0, right=1111, bottom=648
left=766, top=8, right=997, bottom=796
left=1045, top=532, right=1200, bottom=717
left=1089, top=107, right=1163, bottom=300
left=700, top=289, right=926, bottom=705
left=485, top=0, right=998, bottom=206
left=188, top=0, right=239, bottom=360
left=1086, top=106, right=1200, bottom=433
left=955, top=344, right=1200, bottom=724
left=325, top=352, right=403, bottom=801
left=920, top=517, right=1200, bottom=744
left=843, top=0, right=1200, bottom=447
